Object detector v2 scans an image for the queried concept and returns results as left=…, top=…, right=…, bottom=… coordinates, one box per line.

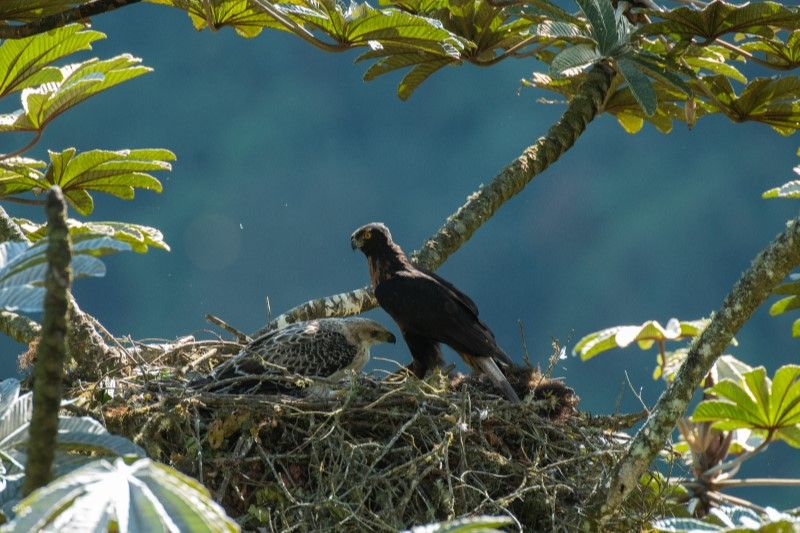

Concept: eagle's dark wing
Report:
left=419, top=268, right=479, bottom=317
left=375, top=270, right=512, bottom=366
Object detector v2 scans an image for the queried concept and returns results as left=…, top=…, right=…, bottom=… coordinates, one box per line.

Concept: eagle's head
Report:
left=350, top=222, right=394, bottom=255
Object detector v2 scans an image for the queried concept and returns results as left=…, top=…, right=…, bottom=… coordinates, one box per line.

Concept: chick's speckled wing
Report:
left=224, top=321, right=359, bottom=379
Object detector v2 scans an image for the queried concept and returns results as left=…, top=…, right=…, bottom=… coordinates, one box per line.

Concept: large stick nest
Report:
left=61, top=337, right=660, bottom=531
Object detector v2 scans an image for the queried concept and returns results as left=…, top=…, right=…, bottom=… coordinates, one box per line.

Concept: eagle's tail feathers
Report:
left=475, top=357, right=521, bottom=403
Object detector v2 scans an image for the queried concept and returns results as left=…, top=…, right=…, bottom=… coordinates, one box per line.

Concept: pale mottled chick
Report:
left=197, top=317, right=396, bottom=394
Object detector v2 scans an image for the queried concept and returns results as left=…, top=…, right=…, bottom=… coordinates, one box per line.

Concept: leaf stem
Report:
left=249, top=0, right=350, bottom=53
left=702, top=434, right=772, bottom=480
left=0, top=130, right=42, bottom=162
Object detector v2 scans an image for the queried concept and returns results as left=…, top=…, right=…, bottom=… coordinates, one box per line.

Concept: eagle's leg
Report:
left=403, top=333, right=444, bottom=378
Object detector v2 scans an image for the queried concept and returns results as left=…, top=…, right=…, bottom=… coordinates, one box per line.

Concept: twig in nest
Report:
left=205, top=314, right=251, bottom=343
left=215, top=434, right=254, bottom=502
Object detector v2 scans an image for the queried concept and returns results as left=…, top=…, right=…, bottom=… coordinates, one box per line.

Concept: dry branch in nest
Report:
left=61, top=337, right=661, bottom=532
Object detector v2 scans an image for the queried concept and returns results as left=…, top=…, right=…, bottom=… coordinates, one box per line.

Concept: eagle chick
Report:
left=195, top=317, right=395, bottom=394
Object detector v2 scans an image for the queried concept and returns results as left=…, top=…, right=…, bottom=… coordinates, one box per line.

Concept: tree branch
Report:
left=0, top=0, right=142, bottom=39
left=23, top=187, right=71, bottom=496
left=595, top=215, right=800, bottom=520
left=265, top=63, right=615, bottom=331
left=0, top=310, right=41, bottom=344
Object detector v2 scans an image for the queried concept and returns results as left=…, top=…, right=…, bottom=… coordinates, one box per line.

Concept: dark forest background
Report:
left=1, top=1, right=798, bottom=508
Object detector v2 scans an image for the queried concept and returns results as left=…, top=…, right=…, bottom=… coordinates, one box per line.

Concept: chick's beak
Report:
left=351, top=233, right=362, bottom=250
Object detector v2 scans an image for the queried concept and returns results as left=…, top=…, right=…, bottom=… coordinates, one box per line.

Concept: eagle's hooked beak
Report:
left=381, top=331, right=397, bottom=344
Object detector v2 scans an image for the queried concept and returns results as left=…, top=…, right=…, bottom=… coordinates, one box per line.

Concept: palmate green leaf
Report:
left=19, top=54, right=151, bottom=132
left=0, top=24, right=105, bottom=98
left=639, top=1, right=800, bottom=42
left=398, top=59, right=451, bottom=100
left=576, top=0, right=618, bottom=55
left=573, top=318, right=705, bottom=360
left=38, top=148, right=174, bottom=216
left=4, top=457, right=239, bottom=532
left=148, top=0, right=281, bottom=37
left=346, top=5, right=462, bottom=52
left=0, top=158, right=46, bottom=196
left=617, top=56, right=657, bottom=116
left=17, top=217, right=170, bottom=254
left=693, top=365, right=800, bottom=447
left=739, top=30, right=800, bottom=70
left=697, top=75, right=800, bottom=135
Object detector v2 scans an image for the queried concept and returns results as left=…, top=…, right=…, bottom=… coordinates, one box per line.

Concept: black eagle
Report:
left=351, top=222, right=520, bottom=403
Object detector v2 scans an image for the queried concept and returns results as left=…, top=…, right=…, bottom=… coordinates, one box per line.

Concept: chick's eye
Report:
left=363, top=230, right=372, bottom=240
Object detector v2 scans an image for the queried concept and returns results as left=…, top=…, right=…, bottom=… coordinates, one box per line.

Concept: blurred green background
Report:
left=2, top=2, right=799, bottom=508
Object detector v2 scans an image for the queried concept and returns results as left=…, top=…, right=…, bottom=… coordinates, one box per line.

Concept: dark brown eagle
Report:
left=351, top=222, right=520, bottom=403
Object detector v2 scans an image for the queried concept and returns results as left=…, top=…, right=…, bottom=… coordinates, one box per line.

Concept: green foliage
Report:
left=652, top=505, right=799, bottom=533
left=693, top=365, right=800, bottom=448
left=0, top=24, right=104, bottom=98
left=0, top=378, right=146, bottom=519
left=573, top=317, right=709, bottom=361
left=16, top=218, right=170, bottom=253
left=1, top=149, right=173, bottom=216
left=0, top=236, right=132, bottom=313
left=639, top=1, right=800, bottom=42
left=2, top=457, right=239, bottom=532
left=0, top=52, right=150, bottom=133
left=403, top=515, right=514, bottom=533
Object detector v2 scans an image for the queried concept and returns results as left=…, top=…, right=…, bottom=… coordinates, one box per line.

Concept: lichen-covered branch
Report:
left=267, top=64, right=615, bottom=330
left=0, top=0, right=142, bottom=39
left=596, top=215, right=800, bottom=520
left=258, top=287, right=375, bottom=334
left=0, top=310, right=41, bottom=344
left=23, top=187, right=71, bottom=496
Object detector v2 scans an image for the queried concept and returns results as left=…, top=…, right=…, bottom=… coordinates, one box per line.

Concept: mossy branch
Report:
left=0, top=0, right=142, bottom=39
left=266, top=64, right=615, bottom=331
left=23, top=187, right=71, bottom=496
left=595, top=215, right=800, bottom=520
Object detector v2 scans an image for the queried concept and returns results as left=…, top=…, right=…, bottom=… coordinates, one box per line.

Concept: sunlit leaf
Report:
left=18, top=218, right=170, bottom=254
left=693, top=365, right=800, bottom=447
left=148, top=0, right=281, bottom=37
left=18, top=54, right=151, bottom=131
left=1, top=148, right=172, bottom=215
left=0, top=24, right=104, bottom=97
left=4, top=458, right=239, bottom=532
left=640, top=1, right=800, bottom=42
